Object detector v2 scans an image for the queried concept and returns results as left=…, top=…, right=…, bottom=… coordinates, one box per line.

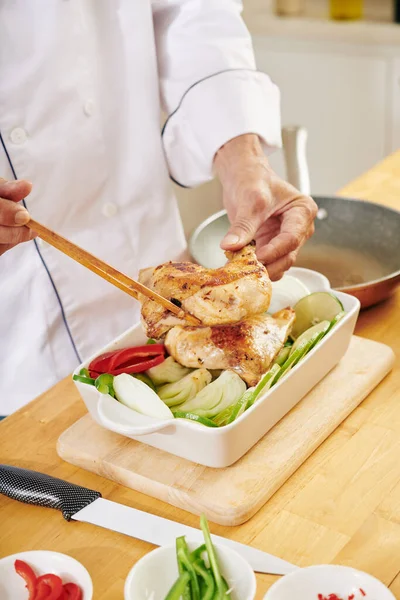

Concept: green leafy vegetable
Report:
left=158, top=368, right=211, bottom=407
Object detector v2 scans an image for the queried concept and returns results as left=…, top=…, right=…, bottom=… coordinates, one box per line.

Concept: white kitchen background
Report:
left=175, top=0, right=400, bottom=239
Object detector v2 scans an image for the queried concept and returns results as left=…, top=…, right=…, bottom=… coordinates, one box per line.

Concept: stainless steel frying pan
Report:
left=189, top=126, right=400, bottom=309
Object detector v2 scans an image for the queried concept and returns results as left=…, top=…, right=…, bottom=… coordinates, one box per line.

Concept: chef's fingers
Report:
left=0, top=224, right=35, bottom=246
left=0, top=178, right=32, bottom=203
left=256, top=200, right=316, bottom=265
left=0, top=197, right=31, bottom=227
left=0, top=242, right=18, bottom=256
left=265, top=250, right=299, bottom=281
left=220, top=191, right=270, bottom=250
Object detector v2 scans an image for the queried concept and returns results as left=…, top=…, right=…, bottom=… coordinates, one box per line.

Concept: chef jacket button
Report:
left=102, top=203, right=118, bottom=218
left=83, top=99, right=95, bottom=116
left=10, top=128, right=27, bottom=144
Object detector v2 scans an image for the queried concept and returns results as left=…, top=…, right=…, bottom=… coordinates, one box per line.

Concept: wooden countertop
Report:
left=1, top=152, right=400, bottom=599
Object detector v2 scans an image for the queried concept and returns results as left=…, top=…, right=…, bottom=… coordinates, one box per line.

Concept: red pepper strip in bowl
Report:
left=62, top=582, right=83, bottom=600
left=89, top=344, right=164, bottom=373
left=14, top=560, right=37, bottom=599
left=89, top=344, right=165, bottom=376
left=88, top=350, right=121, bottom=374
left=89, top=370, right=101, bottom=380
left=36, top=573, right=63, bottom=600
left=106, top=345, right=165, bottom=370
left=110, top=352, right=165, bottom=375
left=35, top=581, right=51, bottom=600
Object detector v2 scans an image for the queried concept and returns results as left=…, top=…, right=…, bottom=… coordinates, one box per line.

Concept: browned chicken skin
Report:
left=165, top=309, right=295, bottom=386
left=138, top=244, right=272, bottom=339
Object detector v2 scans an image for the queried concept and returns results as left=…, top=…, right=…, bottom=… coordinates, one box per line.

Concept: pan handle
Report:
left=281, top=126, right=311, bottom=195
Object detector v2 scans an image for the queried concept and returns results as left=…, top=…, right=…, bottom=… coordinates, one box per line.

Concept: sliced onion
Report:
left=269, top=275, right=310, bottom=314
left=113, top=373, right=173, bottom=420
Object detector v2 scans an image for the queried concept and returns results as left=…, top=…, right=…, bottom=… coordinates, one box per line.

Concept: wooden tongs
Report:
left=26, top=219, right=201, bottom=326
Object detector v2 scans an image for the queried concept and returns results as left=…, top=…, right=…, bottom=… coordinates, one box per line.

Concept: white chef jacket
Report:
left=0, top=1, right=281, bottom=415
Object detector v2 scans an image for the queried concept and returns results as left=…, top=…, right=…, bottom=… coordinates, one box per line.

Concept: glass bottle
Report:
left=330, top=0, right=363, bottom=20
left=275, top=0, right=305, bottom=17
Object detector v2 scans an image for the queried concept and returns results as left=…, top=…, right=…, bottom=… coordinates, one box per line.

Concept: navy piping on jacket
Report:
left=161, top=67, right=263, bottom=188
left=0, top=130, right=82, bottom=363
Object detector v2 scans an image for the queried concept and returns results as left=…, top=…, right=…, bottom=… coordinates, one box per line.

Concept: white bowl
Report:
left=124, top=541, right=256, bottom=600
left=0, top=551, right=93, bottom=600
left=264, top=564, right=395, bottom=600
left=73, top=267, right=360, bottom=468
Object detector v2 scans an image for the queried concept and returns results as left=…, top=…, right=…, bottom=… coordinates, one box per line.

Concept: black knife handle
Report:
left=0, top=464, right=101, bottom=521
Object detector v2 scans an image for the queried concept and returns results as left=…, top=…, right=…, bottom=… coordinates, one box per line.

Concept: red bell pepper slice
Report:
left=89, top=344, right=165, bottom=374
left=88, top=350, right=120, bottom=374
left=35, top=581, right=51, bottom=600
left=62, top=583, right=83, bottom=600
left=14, top=560, right=37, bottom=599
left=35, top=574, right=63, bottom=600
left=89, top=344, right=165, bottom=376
left=110, top=353, right=165, bottom=375
left=89, top=370, right=101, bottom=379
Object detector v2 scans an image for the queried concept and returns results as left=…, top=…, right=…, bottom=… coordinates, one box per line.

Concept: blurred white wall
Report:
left=173, top=178, right=223, bottom=240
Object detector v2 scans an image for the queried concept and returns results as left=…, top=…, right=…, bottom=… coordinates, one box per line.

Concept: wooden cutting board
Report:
left=57, top=335, right=395, bottom=526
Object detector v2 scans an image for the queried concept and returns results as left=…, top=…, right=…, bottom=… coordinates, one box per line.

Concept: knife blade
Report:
left=0, top=464, right=297, bottom=575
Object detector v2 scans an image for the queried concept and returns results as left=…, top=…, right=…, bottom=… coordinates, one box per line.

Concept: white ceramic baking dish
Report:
left=73, top=268, right=360, bottom=468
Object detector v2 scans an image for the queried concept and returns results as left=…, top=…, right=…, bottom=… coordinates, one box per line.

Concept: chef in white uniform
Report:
left=0, top=1, right=316, bottom=416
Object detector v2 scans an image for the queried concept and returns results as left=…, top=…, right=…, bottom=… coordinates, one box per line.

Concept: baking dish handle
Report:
left=96, top=394, right=174, bottom=436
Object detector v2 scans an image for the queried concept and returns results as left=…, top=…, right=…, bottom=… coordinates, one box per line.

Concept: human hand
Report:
left=214, top=134, right=317, bottom=280
left=0, top=178, right=35, bottom=256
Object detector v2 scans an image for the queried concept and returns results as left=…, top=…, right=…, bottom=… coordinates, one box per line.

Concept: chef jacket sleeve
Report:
left=152, top=0, right=282, bottom=187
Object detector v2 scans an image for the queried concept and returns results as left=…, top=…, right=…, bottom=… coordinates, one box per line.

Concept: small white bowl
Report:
left=124, top=541, right=256, bottom=600
left=264, top=564, right=395, bottom=599
left=0, top=551, right=93, bottom=600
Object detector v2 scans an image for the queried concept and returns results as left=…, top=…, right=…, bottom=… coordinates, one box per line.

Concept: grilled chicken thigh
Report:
left=165, top=309, right=295, bottom=386
left=138, top=244, right=272, bottom=339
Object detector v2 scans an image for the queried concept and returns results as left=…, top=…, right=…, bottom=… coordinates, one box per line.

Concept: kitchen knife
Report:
left=0, top=464, right=297, bottom=575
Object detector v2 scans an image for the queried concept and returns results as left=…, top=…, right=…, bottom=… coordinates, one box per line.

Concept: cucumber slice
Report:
left=271, top=339, right=314, bottom=386
left=274, top=346, right=291, bottom=366
left=291, top=292, right=344, bottom=340
left=226, top=387, right=255, bottom=425
left=289, top=320, right=330, bottom=357
left=327, top=310, right=346, bottom=332
left=212, top=404, right=236, bottom=427
left=250, top=363, right=281, bottom=405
